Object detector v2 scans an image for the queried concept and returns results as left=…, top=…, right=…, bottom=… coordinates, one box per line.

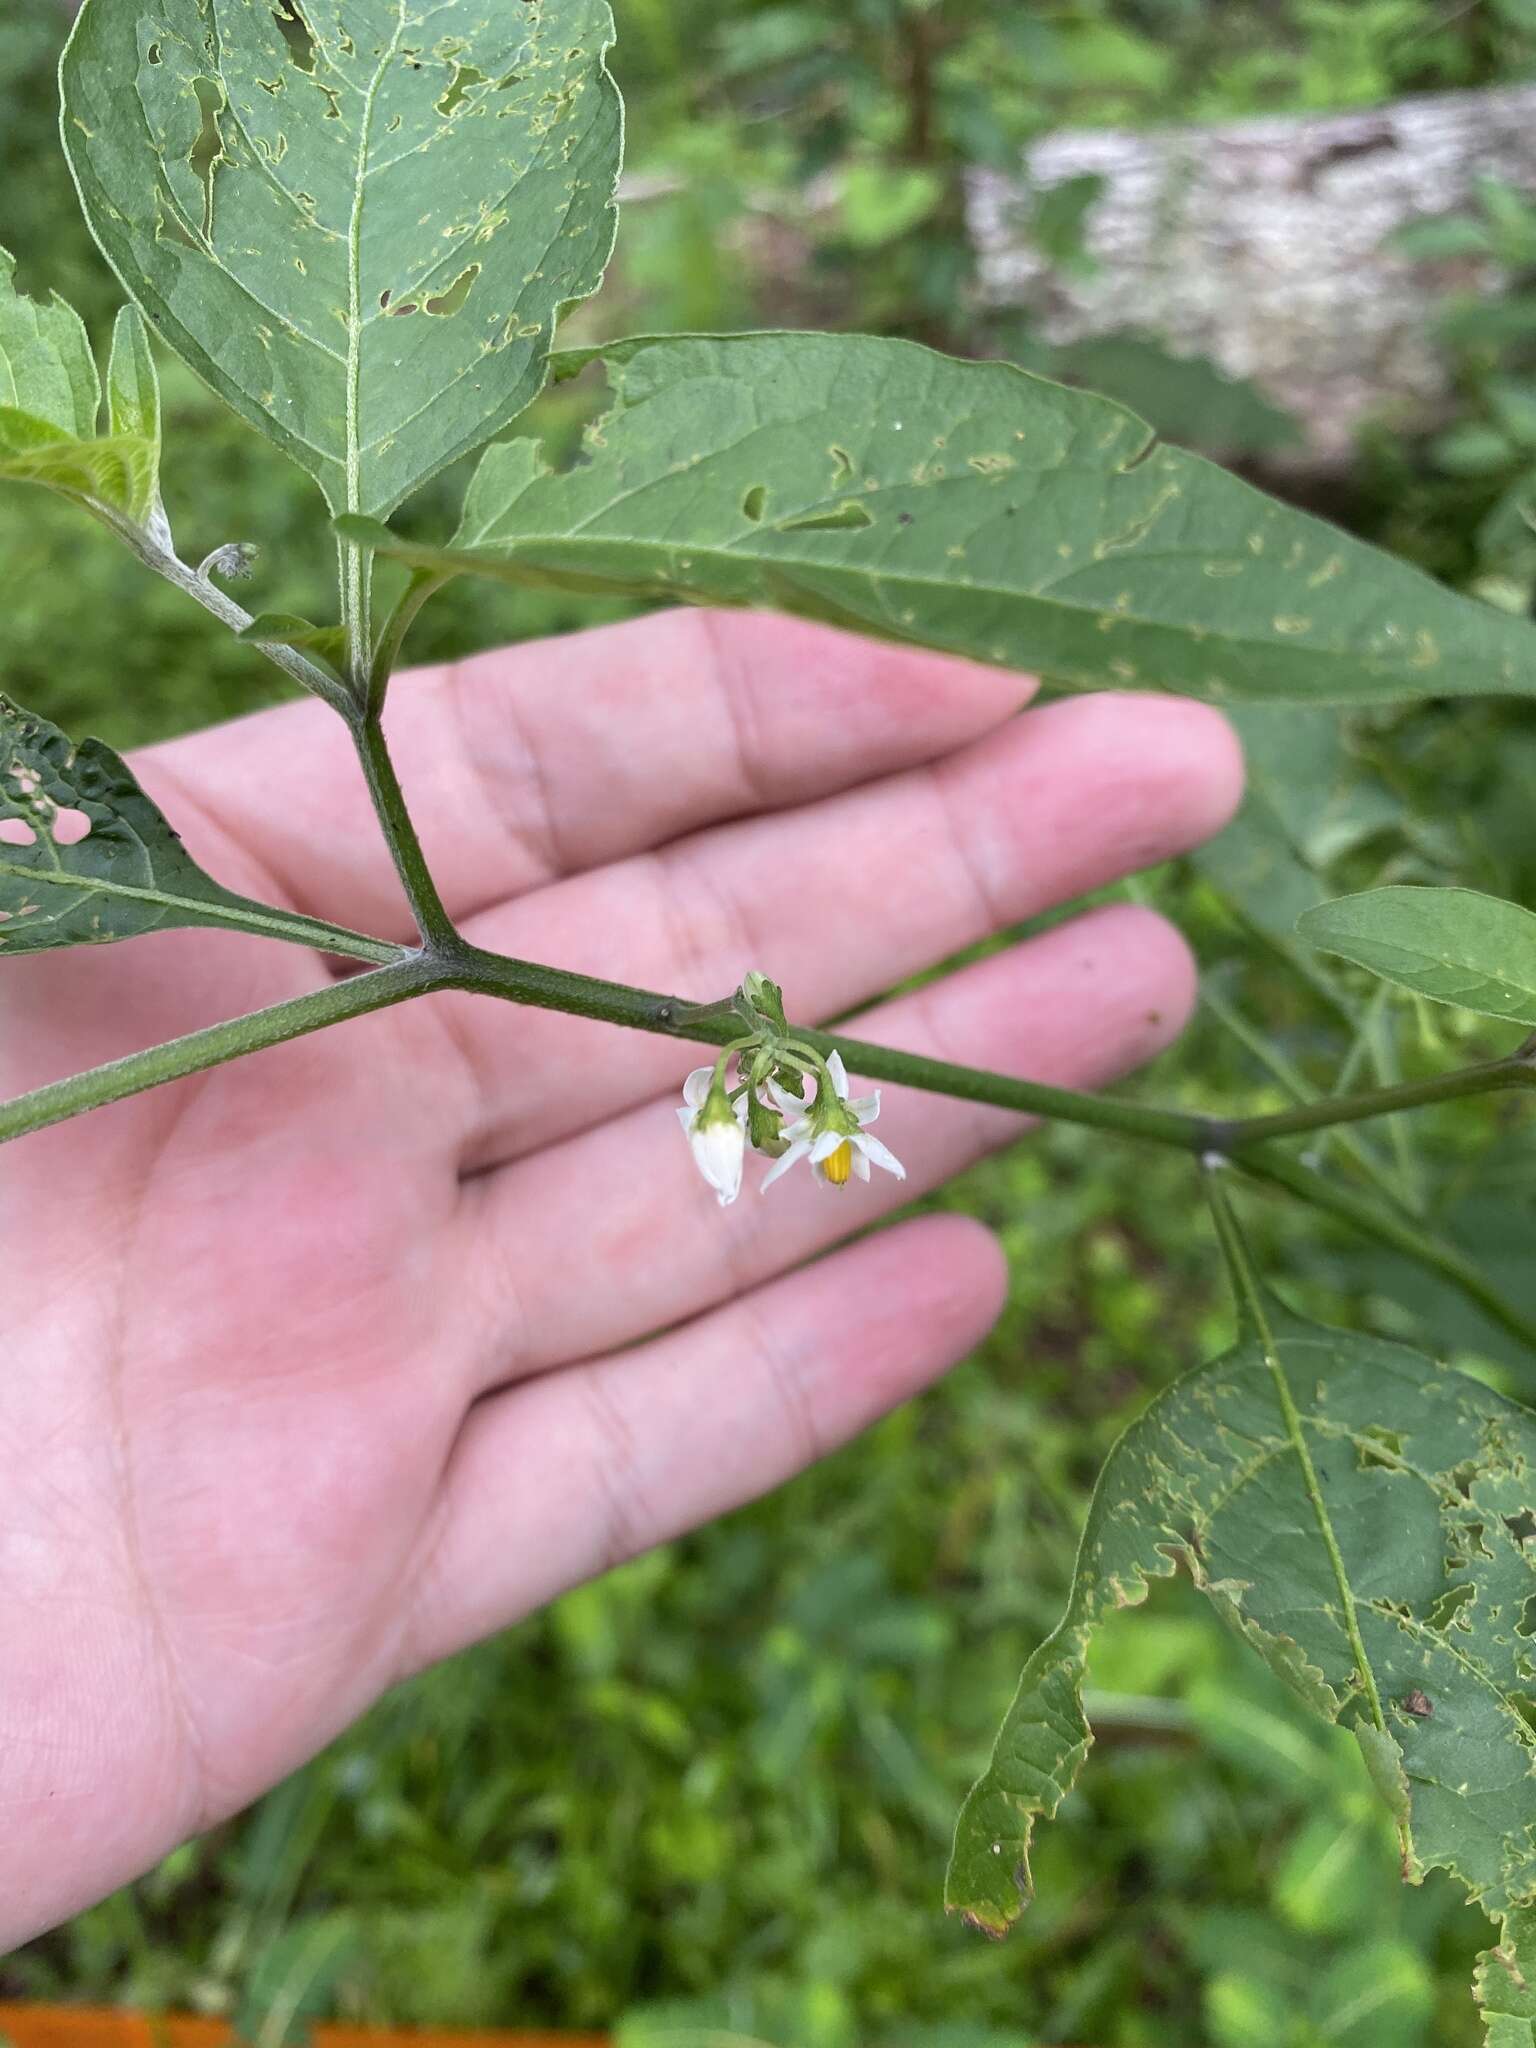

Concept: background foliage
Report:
left=4, top=1, right=1536, bottom=2042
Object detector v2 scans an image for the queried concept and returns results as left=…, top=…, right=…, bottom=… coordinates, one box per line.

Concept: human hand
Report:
left=0, top=611, right=1241, bottom=1946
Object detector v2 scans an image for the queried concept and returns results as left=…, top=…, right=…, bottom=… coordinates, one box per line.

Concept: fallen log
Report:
left=967, top=84, right=1536, bottom=462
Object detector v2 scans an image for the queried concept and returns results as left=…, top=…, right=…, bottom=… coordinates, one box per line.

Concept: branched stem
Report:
left=350, top=712, right=458, bottom=950
left=1216, top=1057, right=1536, bottom=1147
left=99, top=507, right=352, bottom=715
left=3, top=925, right=1534, bottom=1361
left=0, top=956, right=432, bottom=1148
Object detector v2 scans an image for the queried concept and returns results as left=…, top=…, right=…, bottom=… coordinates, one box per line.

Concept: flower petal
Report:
left=810, top=1129, right=847, bottom=1165
left=825, top=1049, right=850, bottom=1098
left=851, top=1147, right=871, bottom=1181
left=683, top=1067, right=715, bottom=1110
left=849, top=1090, right=882, bottom=1125
left=853, top=1133, right=906, bottom=1180
left=761, top=1139, right=811, bottom=1191
left=690, top=1118, right=746, bottom=1205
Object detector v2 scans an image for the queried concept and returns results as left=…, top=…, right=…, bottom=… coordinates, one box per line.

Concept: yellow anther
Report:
left=821, top=1140, right=853, bottom=1186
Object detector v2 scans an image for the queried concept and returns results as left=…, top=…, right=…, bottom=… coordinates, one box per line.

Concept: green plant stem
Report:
left=1200, top=980, right=1412, bottom=1213
left=10, top=935, right=1536, bottom=1186
left=1220, top=1057, right=1536, bottom=1147
left=5, top=929, right=1536, bottom=1365
left=1202, top=1165, right=1411, bottom=1867
left=368, top=570, right=450, bottom=716
left=98, top=506, right=352, bottom=715
left=449, top=947, right=1209, bottom=1149
left=350, top=712, right=458, bottom=949
left=0, top=956, right=431, bottom=1147
left=1236, top=1146, right=1536, bottom=1356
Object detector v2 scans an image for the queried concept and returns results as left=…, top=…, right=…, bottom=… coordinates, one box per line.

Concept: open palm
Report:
left=0, top=611, right=1241, bottom=1947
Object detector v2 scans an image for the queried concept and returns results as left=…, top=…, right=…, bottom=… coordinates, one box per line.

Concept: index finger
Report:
left=136, top=610, right=1035, bottom=941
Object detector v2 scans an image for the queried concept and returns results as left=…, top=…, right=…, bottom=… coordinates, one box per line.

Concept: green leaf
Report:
left=1432, top=424, right=1520, bottom=479
left=231, top=1913, right=360, bottom=2048
left=1299, top=886, right=1536, bottom=1025
left=61, top=0, right=624, bottom=519
left=0, top=249, right=163, bottom=529
left=1490, top=381, right=1536, bottom=455
left=838, top=162, right=946, bottom=250
left=1477, top=1903, right=1536, bottom=2046
left=1047, top=331, right=1304, bottom=458
left=346, top=332, right=1536, bottom=705
left=1391, top=215, right=1493, bottom=263
left=1313, top=1940, right=1434, bottom=2047
left=945, top=1310, right=1536, bottom=2041
left=0, top=246, right=98, bottom=434
left=1195, top=706, right=1400, bottom=966
left=0, top=692, right=389, bottom=962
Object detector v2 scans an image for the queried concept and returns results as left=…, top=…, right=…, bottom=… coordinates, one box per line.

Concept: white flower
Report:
left=678, top=1067, right=748, bottom=1206
left=761, top=1050, right=906, bottom=1191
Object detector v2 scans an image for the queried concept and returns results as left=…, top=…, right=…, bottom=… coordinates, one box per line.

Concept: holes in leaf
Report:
left=271, top=1, right=317, bottom=74
left=1518, top=1594, right=1536, bottom=1640
left=1505, top=1509, right=1536, bottom=1545
left=829, top=445, right=854, bottom=484
left=0, top=819, right=37, bottom=848
left=436, top=62, right=487, bottom=116
left=379, top=289, right=393, bottom=311
left=742, top=485, right=767, bottom=523
left=155, top=203, right=200, bottom=253
left=1356, top=1426, right=1404, bottom=1471
left=1425, top=1582, right=1474, bottom=1631
left=188, top=75, right=228, bottom=240
left=778, top=500, right=875, bottom=535
left=51, top=808, right=91, bottom=847
left=423, top=264, right=481, bottom=317
left=147, top=41, right=163, bottom=65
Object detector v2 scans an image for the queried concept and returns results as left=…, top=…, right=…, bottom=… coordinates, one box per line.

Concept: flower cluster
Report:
left=676, top=974, right=905, bottom=1208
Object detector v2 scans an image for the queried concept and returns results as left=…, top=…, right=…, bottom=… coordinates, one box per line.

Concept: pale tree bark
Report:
left=968, top=84, right=1536, bottom=461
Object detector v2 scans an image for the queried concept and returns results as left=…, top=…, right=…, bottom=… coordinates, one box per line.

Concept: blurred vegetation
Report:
left=5, top=2, right=1536, bottom=2043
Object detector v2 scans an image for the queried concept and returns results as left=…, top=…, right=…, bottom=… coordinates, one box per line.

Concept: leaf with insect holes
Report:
left=61, top=0, right=624, bottom=519
left=1300, top=887, right=1536, bottom=1027
left=946, top=1308, right=1536, bottom=2045
left=0, top=693, right=389, bottom=961
left=342, top=330, right=1536, bottom=704
left=0, top=249, right=165, bottom=533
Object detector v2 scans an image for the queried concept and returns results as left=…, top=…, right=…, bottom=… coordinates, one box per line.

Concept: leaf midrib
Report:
left=447, top=519, right=1468, bottom=684
left=0, top=854, right=391, bottom=960
left=346, top=8, right=412, bottom=522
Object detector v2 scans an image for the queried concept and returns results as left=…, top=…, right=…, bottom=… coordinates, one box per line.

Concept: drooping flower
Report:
left=761, top=1050, right=906, bottom=1191
left=678, top=1067, right=748, bottom=1206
